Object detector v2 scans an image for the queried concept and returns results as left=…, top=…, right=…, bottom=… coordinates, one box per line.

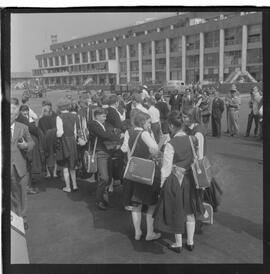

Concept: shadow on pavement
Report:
left=214, top=211, right=263, bottom=240
left=65, top=181, right=165, bottom=255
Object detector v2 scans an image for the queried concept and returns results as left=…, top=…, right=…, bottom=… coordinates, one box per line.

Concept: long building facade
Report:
left=33, top=11, right=262, bottom=88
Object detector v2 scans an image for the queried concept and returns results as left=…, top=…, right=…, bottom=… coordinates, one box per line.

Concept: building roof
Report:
left=11, top=72, right=32, bottom=79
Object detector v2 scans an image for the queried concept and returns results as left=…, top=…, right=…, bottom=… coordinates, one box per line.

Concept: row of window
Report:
left=37, top=48, right=262, bottom=77
left=51, top=12, right=258, bottom=54
left=36, top=48, right=263, bottom=76
left=39, top=24, right=261, bottom=68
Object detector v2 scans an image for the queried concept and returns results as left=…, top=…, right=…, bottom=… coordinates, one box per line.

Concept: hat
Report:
left=143, top=85, right=148, bottom=89
left=57, top=98, right=70, bottom=109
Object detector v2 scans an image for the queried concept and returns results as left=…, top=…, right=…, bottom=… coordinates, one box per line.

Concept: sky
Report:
left=11, top=12, right=176, bottom=73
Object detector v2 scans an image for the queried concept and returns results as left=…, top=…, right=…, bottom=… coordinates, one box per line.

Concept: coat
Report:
left=11, top=121, right=35, bottom=178
left=212, top=97, right=225, bottom=119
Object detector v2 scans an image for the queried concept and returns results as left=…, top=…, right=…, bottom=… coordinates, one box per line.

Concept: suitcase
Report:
left=198, top=202, right=213, bottom=225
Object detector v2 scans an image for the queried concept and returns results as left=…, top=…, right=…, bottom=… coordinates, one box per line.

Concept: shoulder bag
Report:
left=83, top=137, right=98, bottom=173
left=189, top=136, right=212, bottom=189
left=123, top=131, right=156, bottom=186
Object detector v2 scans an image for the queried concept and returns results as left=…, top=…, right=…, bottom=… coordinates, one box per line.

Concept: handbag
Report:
left=83, top=137, right=97, bottom=173
left=123, top=131, right=156, bottom=186
left=189, top=136, right=212, bottom=189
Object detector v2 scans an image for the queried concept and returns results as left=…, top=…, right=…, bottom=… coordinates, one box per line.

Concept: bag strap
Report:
left=189, top=136, right=201, bottom=172
left=129, top=131, right=143, bottom=159
left=92, top=137, right=98, bottom=155
left=189, top=135, right=197, bottom=160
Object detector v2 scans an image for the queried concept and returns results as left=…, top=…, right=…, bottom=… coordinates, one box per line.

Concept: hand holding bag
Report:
left=123, top=131, right=156, bottom=186
left=83, top=137, right=97, bottom=173
left=189, top=136, right=212, bottom=189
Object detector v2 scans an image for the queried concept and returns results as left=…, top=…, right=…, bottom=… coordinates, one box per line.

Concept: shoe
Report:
left=145, top=233, right=161, bottom=241
left=62, top=187, right=71, bottom=193
left=73, top=187, right=79, bottom=192
left=96, top=201, right=108, bottom=210
left=185, top=243, right=195, bottom=251
left=27, top=188, right=39, bottom=195
left=44, top=174, right=51, bottom=178
left=168, top=244, right=182, bottom=254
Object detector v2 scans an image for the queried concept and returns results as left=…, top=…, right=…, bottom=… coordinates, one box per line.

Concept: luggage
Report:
left=123, top=132, right=155, bottom=186
left=189, top=136, right=212, bottom=189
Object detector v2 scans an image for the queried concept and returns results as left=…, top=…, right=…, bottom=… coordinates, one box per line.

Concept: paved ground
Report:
left=25, top=135, right=263, bottom=264
left=11, top=89, right=263, bottom=263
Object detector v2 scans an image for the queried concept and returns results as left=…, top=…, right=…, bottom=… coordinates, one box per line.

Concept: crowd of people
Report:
left=10, top=82, right=263, bottom=253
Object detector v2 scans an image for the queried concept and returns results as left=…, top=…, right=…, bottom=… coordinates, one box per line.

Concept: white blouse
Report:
left=56, top=111, right=77, bottom=138
left=160, top=131, right=187, bottom=186
left=121, top=127, right=158, bottom=157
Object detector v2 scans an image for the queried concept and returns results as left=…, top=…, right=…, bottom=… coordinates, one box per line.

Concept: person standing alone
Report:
left=211, top=90, right=225, bottom=137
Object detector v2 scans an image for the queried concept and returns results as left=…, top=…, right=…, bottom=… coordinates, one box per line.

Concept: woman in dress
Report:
left=122, top=111, right=161, bottom=241
left=56, top=99, right=78, bottom=192
left=153, top=111, right=205, bottom=253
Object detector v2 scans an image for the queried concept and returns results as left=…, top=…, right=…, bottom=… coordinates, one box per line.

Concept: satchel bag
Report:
left=123, top=131, right=156, bottom=186
left=83, top=137, right=97, bottom=174
left=189, top=136, right=212, bottom=189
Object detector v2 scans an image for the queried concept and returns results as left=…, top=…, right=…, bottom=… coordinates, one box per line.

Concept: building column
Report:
left=166, top=38, right=170, bottom=81
left=79, top=52, right=82, bottom=64
left=219, top=29, right=224, bottom=82
left=151, top=40, right=156, bottom=83
left=88, top=51, right=91, bottom=63
left=138, top=43, right=143, bottom=83
left=241, top=24, right=248, bottom=72
left=182, top=35, right=186, bottom=82
left=72, top=54, right=75, bottom=64
left=115, top=46, right=120, bottom=85
left=199, top=32, right=204, bottom=82
left=126, top=44, right=131, bottom=83
left=65, top=55, right=68, bottom=66
left=105, top=48, right=109, bottom=60
left=96, top=50, right=99, bottom=62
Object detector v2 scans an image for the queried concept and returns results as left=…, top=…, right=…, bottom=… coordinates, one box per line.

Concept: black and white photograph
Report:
left=5, top=7, right=267, bottom=268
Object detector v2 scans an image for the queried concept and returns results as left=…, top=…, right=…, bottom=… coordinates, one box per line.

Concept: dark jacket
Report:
left=88, top=120, right=120, bottom=152
left=212, top=97, right=225, bottom=119
left=169, top=94, right=183, bottom=111
left=155, top=101, right=169, bottom=120
left=106, top=106, right=123, bottom=131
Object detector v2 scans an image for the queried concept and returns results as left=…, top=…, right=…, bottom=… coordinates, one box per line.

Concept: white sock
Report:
left=186, top=221, right=195, bottom=245
left=63, top=168, right=71, bottom=189
left=172, top=234, right=182, bottom=247
left=70, top=169, right=77, bottom=188
left=131, top=207, right=142, bottom=236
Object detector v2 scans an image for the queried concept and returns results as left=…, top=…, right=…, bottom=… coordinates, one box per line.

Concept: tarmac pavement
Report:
left=25, top=133, right=263, bottom=264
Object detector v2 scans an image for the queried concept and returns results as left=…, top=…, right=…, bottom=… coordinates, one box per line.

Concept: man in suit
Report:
left=182, top=88, right=195, bottom=114
left=11, top=97, right=35, bottom=220
left=88, top=108, right=123, bottom=210
left=169, top=89, right=183, bottom=111
left=211, top=90, right=225, bottom=137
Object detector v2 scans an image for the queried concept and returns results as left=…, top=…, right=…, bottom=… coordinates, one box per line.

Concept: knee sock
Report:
left=131, top=206, right=142, bottom=236
left=63, top=168, right=71, bottom=189
left=70, top=169, right=77, bottom=188
left=173, top=234, right=182, bottom=247
left=186, top=221, right=195, bottom=245
left=146, top=205, right=156, bottom=237
left=53, top=162, right=58, bottom=176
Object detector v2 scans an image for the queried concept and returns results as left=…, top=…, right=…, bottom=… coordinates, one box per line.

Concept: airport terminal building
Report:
left=33, top=11, right=262, bottom=88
